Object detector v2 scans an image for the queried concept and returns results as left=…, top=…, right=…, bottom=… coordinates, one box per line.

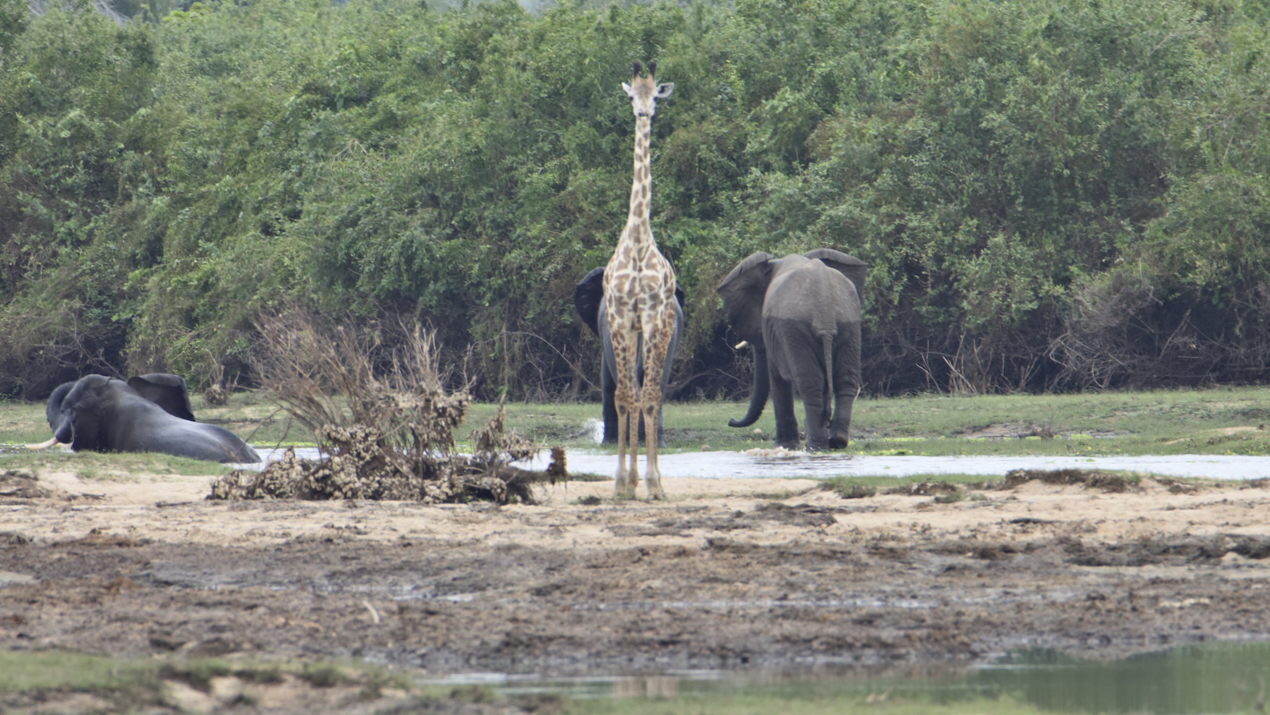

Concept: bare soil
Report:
left=4, top=464, right=1270, bottom=699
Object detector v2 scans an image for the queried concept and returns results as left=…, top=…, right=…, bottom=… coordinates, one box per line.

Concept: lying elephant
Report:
left=29, top=374, right=261, bottom=463
left=574, top=267, right=685, bottom=446
left=718, top=249, right=867, bottom=451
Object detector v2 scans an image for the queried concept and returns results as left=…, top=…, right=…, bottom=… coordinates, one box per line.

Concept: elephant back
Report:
left=803, top=249, right=867, bottom=299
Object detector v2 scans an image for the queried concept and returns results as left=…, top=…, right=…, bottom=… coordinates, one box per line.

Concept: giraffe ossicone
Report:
left=602, top=60, right=676, bottom=499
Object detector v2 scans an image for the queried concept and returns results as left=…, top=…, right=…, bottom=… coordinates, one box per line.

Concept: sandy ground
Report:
left=3, top=460, right=1270, bottom=706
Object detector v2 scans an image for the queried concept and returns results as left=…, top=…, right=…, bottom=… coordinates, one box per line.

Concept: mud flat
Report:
left=3, top=464, right=1270, bottom=678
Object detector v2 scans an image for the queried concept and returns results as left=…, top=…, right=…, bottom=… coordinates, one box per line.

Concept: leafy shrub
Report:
left=5, top=0, right=1270, bottom=398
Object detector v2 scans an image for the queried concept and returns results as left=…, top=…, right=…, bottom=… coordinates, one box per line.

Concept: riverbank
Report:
left=3, top=466, right=1270, bottom=681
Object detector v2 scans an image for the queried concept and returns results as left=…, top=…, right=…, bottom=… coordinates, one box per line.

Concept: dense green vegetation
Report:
left=4, top=0, right=1270, bottom=400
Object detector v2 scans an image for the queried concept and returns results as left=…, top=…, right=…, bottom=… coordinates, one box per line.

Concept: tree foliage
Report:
left=3, top=0, right=1270, bottom=398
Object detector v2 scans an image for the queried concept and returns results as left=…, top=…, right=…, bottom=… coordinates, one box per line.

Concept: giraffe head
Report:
left=622, top=60, right=674, bottom=118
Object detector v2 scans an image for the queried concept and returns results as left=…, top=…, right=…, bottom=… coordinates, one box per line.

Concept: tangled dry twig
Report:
left=209, top=310, right=561, bottom=504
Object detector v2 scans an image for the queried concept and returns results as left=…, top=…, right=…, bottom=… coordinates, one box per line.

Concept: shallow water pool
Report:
left=423, top=642, right=1270, bottom=713
left=246, top=447, right=1270, bottom=481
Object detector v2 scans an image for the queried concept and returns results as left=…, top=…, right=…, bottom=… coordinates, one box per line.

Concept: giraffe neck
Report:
left=625, top=114, right=653, bottom=240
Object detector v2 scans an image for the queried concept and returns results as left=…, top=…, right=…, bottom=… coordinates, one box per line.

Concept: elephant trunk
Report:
left=728, top=343, right=770, bottom=428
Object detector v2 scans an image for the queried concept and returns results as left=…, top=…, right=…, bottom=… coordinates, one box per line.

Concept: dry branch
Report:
left=211, top=309, right=559, bottom=504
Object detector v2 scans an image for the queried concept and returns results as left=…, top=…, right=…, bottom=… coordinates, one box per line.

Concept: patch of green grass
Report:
left=846, top=387, right=1270, bottom=458
left=7, top=386, right=1270, bottom=464
left=484, top=386, right=1270, bottom=458
left=0, top=450, right=235, bottom=479
left=0, top=650, right=154, bottom=693
left=191, top=390, right=314, bottom=447
left=0, top=398, right=53, bottom=445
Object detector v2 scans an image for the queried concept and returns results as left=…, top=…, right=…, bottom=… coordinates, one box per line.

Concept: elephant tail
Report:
left=821, top=332, right=835, bottom=427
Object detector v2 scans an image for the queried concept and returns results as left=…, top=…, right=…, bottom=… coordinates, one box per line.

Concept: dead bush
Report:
left=1050, top=265, right=1270, bottom=389
left=210, top=310, right=559, bottom=504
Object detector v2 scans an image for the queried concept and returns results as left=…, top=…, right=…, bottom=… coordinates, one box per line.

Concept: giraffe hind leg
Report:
left=639, top=312, right=674, bottom=500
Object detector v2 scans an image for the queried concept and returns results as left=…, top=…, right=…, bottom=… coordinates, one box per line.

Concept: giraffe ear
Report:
left=622, top=82, right=635, bottom=98
left=655, top=82, right=674, bottom=99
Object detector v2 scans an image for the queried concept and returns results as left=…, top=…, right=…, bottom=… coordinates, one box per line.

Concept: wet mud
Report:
left=3, top=469, right=1270, bottom=679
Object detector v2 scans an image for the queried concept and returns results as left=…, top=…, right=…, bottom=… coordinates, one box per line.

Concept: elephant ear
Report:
left=716, top=251, right=774, bottom=343
left=45, top=381, right=76, bottom=433
left=128, top=374, right=197, bottom=421
left=574, top=267, right=606, bottom=337
left=803, top=248, right=867, bottom=298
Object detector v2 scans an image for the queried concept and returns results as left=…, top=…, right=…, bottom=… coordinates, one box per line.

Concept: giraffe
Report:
left=603, top=60, right=676, bottom=499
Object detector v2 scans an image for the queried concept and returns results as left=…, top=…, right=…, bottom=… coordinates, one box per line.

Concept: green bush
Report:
left=3, top=0, right=1270, bottom=399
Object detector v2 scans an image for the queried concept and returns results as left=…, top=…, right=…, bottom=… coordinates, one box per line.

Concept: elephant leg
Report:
left=769, top=370, right=800, bottom=450
left=601, top=359, right=619, bottom=444
left=829, top=390, right=855, bottom=449
left=797, top=374, right=832, bottom=452
left=829, top=328, right=862, bottom=449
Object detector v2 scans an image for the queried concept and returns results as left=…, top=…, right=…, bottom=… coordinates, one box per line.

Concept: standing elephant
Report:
left=717, top=249, right=867, bottom=451
left=31, top=374, right=260, bottom=463
left=574, top=267, right=685, bottom=446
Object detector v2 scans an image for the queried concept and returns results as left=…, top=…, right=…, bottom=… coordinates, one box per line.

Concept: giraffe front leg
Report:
left=625, top=394, right=641, bottom=495
left=612, top=347, right=639, bottom=498
left=616, top=400, right=644, bottom=497
left=614, top=401, right=632, bottom=496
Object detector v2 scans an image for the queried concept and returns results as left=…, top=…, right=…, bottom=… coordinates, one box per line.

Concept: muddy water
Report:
left=251, top=447, right=1270, bottom=480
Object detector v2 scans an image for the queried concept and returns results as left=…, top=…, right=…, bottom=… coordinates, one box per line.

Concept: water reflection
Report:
left=429, top=642, right=1270, bottom=713
left=978, top=644, right=1269, bottom=713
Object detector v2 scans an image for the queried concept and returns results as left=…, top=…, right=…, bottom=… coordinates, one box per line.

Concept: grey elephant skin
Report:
left=574, top=267, right=684, bottom=446
left=45, top=374, right=260, bottom=463
left=717, top=249, right=867, bottom=451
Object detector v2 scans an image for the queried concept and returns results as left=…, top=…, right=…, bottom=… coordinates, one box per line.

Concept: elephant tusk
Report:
left=25, top=437, right=62, bottom=451
left=734, top=340, right=748, bottom=350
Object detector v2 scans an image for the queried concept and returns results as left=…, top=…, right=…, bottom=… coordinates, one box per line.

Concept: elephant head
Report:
left=717, top=249, right=867, bottom=449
